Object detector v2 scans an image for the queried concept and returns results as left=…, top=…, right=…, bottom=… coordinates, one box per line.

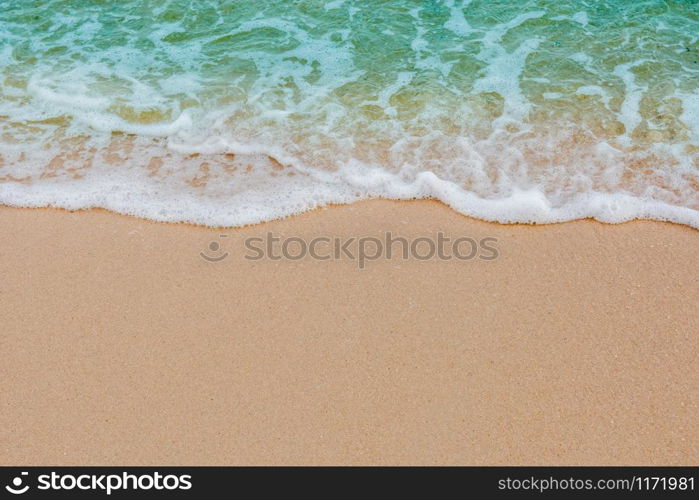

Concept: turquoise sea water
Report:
left=0, top=0, right=697, bottom=226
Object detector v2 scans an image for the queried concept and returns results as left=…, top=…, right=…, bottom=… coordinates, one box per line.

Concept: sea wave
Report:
left=0, top=0, right=697, bottom=227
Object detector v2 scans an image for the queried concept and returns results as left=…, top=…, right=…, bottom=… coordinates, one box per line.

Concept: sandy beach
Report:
left=0, top=200, right=696, bottom=465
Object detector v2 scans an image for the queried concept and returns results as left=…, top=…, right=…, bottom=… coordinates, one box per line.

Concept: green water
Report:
left=0, top=0, right=697, bottom=226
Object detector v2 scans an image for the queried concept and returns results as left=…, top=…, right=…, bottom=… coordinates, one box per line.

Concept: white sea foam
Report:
left=1, top=153, right=696, bottom=228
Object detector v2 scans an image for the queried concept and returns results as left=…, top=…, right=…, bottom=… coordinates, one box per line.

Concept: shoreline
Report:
left=1, top=200, right=697, bottom=465
left=1, top=198, right=698, bottom=231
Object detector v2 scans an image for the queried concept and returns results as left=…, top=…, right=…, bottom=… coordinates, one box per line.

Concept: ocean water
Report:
left=0, top=0, right=697, bottom=227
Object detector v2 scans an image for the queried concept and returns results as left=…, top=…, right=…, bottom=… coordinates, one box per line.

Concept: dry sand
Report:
left=0, top=200, right=697, bottom=465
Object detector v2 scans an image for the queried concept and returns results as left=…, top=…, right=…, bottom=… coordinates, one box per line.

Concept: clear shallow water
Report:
left=0, top=0, right=698, bottom=226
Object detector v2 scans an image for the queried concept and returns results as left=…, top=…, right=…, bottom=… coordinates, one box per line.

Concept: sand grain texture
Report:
left=1, top=200, right=697, bottom=465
